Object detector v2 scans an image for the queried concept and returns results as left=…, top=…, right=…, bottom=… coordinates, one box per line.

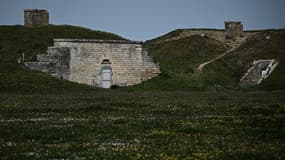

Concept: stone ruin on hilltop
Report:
left=24, top=9, right=49, bottom=27
left=224, top=21, right=244, bottom=40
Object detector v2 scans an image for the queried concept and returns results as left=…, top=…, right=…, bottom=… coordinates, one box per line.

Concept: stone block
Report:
left=24, top=9, right=49, bottom=27
left=25, top=39, right=160, bottom=88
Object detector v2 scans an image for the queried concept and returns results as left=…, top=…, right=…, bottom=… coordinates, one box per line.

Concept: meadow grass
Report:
left=1, top=25, right=285, bottom=159
left=0, top=91, right=284, bottom=159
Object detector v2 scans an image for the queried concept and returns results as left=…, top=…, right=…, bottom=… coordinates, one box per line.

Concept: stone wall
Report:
left=25, top=39, right=160, bottom=88
left=24, top=9, right=49, bottom=27
left=25, top=47, right=70, bottom=79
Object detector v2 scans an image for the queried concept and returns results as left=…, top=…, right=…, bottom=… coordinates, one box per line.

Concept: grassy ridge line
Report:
left=128, top=35, right=228, bottom=90
left=132, top=29, right=285, bottom=90
left=147, top=28, right=278, bottom=44
left=0, top=25, right=228, bottom=92
left=146, top=28, right=225, bottom=43
left=0, top=24, right=124, bottom=67
left=0, top=25, right=284, bottom=92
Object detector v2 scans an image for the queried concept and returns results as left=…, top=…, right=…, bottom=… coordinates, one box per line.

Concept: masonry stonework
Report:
left=24, top=9, right=49, bottom=27
left=25, top=39, right=160, bottom=88
left=225, top=21, right=244, bottom=40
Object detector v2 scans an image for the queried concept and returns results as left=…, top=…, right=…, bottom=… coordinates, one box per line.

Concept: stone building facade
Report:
left=25, top=39, right=160, bottom=88
left=225, top=21, right=244, bottom=40
left=24, top=9, right=49, bottom=27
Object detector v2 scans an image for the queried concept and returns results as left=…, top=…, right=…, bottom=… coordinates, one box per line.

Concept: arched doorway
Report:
left=101, top=59, right=112, bottom=88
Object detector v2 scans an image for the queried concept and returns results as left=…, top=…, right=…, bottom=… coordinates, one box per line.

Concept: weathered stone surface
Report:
left=225, top=21, right=244, bottom=40
left=24, top=9, right=49, bottom=27
left=240, top=59, right=278, bottom=85
left=25, top=39, right=160, bottom=88
left=25, top=47, right=70, bottom=79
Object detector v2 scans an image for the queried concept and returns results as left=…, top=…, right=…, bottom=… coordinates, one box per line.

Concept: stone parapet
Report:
left=54, top=39, right=143, bottom=44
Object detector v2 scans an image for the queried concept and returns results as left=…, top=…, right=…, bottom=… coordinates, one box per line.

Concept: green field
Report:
left=0, top=25, right=285, bottom=159
left=1, top=91, right=285, bottom=159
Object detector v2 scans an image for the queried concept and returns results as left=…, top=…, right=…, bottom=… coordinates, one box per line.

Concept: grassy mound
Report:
left=204, top=30, right=285, bottom=90
left=0, top=25, right=124, bottom=93
left=147, top=28, right=224, bottom=43
left=130, top=35, right=227, bottom=90
left=0, top=25, right=284, bottom=92
left=131, top=29, right=285, bottom=91
left=0, top=26, right=284, bottom=159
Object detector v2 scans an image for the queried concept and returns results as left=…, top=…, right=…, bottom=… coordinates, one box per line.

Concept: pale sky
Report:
left=0, top=0, right=285, bottom=40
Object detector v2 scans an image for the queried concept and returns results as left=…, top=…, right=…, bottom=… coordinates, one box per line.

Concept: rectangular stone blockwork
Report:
left=25, top=39, right=160, bottom=88
left=24, top=9, right=49, bottom=27
left=225, top=21, right=244, bottom=40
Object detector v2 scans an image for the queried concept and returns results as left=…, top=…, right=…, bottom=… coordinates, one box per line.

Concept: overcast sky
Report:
left=1, top=0, right=285, bottom=40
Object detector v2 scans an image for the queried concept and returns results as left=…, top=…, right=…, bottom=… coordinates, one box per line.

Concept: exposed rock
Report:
left=240, top=59, right=278, bottom=85
left=265, top=36, right=271, bottom=40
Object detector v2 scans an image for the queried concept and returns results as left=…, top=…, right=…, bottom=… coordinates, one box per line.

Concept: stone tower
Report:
left=225, top=21, right=244, bottom=40
left=24, top=9, right=49, bottom=27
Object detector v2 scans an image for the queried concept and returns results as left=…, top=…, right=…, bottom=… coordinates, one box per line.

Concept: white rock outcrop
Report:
left=240, top=59, right=278, bottom=85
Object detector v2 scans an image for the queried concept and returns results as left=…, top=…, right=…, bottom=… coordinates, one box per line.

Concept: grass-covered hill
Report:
left=0, top=25, right=124, bottom=93
left=1, top=25, right=285, bottom=159
left=203, top=30, right=285, bottom=90
left=133, top=35, right=227, bottom=90
left=0, top=25, right=284, bottom=92
left=147, top=28, right=225, bottom=44
left=134, top=29, right=285, bottom=91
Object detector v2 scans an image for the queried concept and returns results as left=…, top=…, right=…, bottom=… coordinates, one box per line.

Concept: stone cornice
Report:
left=54, top=39, right=143, bottom=44
left=24, top=9, right=48, bottom=13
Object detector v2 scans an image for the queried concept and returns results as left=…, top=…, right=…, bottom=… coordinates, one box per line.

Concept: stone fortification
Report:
left=25, top=39, right=160, bottom=88
left=24, top=9, right=49, bottom=27
left=225, top=21, right=244, bottom=40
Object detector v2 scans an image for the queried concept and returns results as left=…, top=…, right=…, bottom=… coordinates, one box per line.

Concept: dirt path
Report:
left=197, top=43, right=237, bottom=72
